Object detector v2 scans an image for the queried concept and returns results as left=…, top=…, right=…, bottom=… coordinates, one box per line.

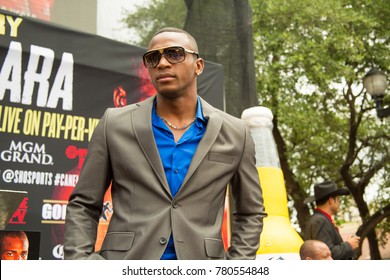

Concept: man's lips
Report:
left=156, top=73, right=176, bottom=81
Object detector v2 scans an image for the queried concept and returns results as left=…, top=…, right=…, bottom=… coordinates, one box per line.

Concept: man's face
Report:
left=146, top=32, right=203, bottom=98
left=1, top=236, right=29, bottom=260
left=330, top=196, right=340, bottom=215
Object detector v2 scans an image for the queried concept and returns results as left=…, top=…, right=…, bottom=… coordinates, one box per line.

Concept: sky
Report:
left=97, top=0, right=149, bottom=44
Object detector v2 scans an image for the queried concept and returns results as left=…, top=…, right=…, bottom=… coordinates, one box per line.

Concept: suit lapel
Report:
left=180, top=98, right=222, bottom=190
left=132, top=96, right=171, bottom=197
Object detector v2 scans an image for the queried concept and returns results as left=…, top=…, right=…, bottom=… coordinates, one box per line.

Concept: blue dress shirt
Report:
left=152, top=97, right=207, bottom=260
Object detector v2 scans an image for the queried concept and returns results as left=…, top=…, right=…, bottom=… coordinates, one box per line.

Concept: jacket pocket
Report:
left=101, top=232, right=135, bottom=252
left=204, top=238, right=225, bottom=259
left=208, top=152, right=234, bottom=164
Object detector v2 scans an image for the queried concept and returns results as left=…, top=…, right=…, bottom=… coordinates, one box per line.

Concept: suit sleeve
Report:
left=64, top=109, right=113, bottom=260
left=226, top=124, right=267, bottom=260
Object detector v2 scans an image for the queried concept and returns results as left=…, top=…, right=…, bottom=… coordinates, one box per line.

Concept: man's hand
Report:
left=346, top=235, right=361, bottom=250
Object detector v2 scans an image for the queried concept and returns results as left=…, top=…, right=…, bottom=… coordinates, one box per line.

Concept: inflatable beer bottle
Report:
left=242, top=107, right=303, bottom=260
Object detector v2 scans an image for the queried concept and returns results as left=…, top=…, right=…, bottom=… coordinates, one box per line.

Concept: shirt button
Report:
left=174, top=169, right=179, bottom=173
left=159, top=237, right=167, bottom=245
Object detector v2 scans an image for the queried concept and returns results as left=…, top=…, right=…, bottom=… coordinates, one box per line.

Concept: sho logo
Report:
left=52, top=244, right=64, bottom=259
left=1, top=140, right=54, bottom=165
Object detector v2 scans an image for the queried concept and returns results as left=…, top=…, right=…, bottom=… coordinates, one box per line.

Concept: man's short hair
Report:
left=300, top=239, right=328, bottom=260
left=0, top=230, right=28, bottom=243
left=151, top=27, right=199, bottom=53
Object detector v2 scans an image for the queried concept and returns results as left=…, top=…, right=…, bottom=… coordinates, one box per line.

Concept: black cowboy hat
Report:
left=304, top=181, right=350, bottom=204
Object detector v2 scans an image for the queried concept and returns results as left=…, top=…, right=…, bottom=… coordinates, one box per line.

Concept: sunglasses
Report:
left=142, top=46, right=199, bottom=68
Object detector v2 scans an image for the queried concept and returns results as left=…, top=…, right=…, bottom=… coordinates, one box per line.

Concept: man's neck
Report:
left=316, top=206, right=333, bottom=219
left=156, top=94, right=197, bottom=121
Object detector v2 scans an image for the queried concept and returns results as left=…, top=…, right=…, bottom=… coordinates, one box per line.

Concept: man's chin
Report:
left=157, top=89, right=181, bottom=99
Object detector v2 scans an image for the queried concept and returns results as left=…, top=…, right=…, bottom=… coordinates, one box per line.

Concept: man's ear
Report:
left=195, top=58, right=204, bottom=76
left=328, top=196, right=337, bottom=205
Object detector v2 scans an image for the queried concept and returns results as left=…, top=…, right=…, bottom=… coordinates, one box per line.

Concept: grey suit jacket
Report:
left=64, top=96, right=266, bottom=260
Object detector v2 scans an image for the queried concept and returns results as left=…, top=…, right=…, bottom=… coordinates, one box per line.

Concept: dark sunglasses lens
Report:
left=164, top=47, right=185, bottom=63
left=144, top=51, right=161, bottom=68
left=143, top=47, right=186, bottom=68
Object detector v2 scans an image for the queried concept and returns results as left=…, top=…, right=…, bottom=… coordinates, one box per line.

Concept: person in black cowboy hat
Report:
left=303, top=181, right=360, bottom=260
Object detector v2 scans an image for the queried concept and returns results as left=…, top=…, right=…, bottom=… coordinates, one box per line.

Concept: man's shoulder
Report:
left=104, top=96, right=155, bottom=115
left=308, top=211, right=330, bottom=225
left=199, top=97, right=245, bottom=125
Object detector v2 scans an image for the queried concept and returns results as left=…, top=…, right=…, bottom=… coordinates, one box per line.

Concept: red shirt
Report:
left=315, top=208, right=339, bottom=231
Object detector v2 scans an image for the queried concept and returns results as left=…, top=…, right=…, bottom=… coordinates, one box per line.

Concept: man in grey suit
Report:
left=64, top=27, right=266, bottom=260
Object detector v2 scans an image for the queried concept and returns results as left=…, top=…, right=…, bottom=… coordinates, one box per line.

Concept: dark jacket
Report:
left=304, top=210, right=354, bottom=260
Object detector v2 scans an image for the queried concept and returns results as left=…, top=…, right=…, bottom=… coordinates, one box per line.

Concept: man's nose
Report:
left=157, top=54, right=171, bottom=67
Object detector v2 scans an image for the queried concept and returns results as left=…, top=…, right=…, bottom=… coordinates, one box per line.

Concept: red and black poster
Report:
left=0, top=9, right=224, bottom=259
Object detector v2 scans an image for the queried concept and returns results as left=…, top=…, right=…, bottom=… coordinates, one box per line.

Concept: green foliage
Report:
left=122, top=0, right=187, bottom=47
left=251, top=0, right=390, bottom=246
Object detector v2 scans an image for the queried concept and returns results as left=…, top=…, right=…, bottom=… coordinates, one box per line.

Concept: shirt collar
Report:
left=152, top=96, right=207, bottom=125
left=195, top=96, right=207, bottom=125
left=315, top=208, right=334, bottom=223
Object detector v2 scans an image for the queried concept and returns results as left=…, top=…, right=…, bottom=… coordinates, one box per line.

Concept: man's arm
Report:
left=226, top=124, right=267, bottom=259
left=64, top=109, right=113, bottom=260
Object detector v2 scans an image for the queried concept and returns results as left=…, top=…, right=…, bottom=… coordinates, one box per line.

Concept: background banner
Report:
left=0, top=9, right=224, bottom=259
